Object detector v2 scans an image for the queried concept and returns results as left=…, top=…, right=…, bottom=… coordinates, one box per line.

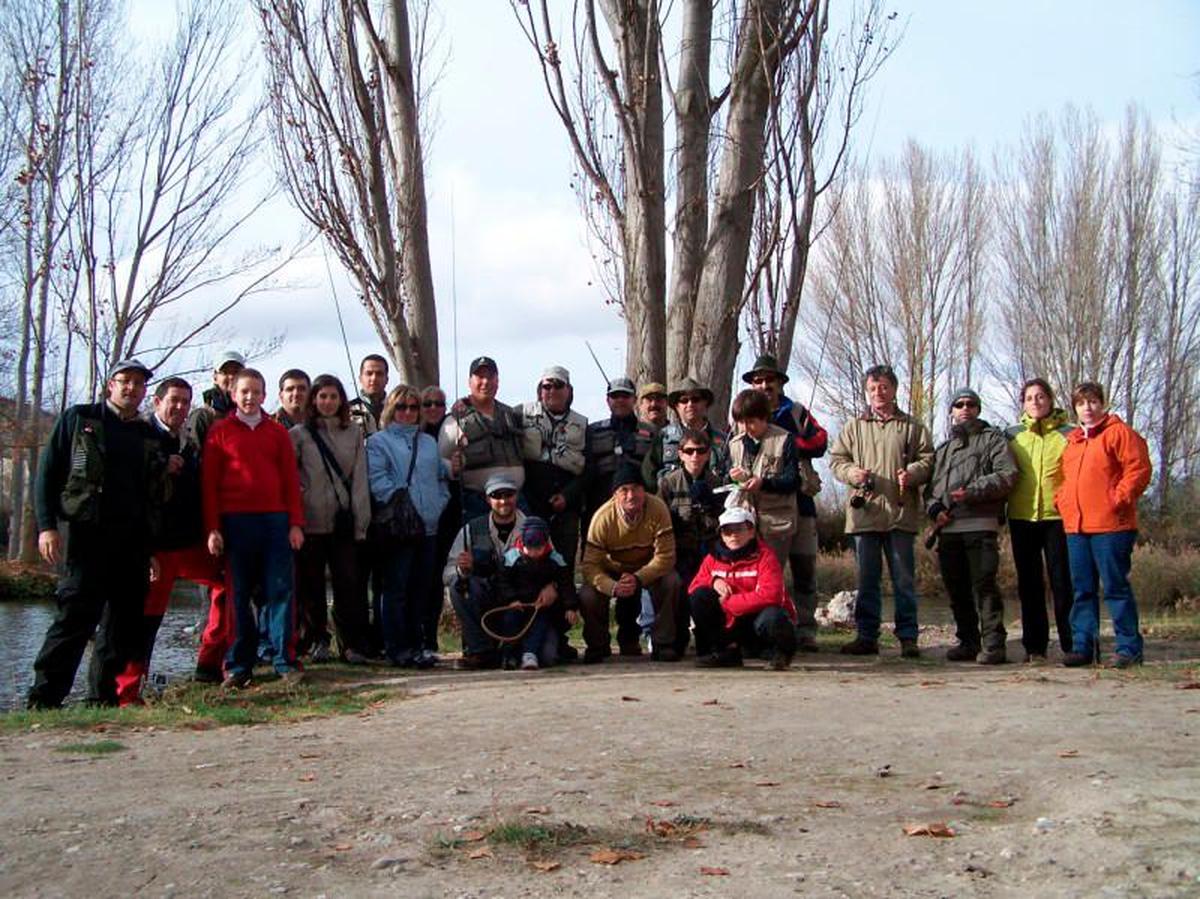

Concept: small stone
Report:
left=371, top=856, right=409, bottom=870
left=288, top=836, right=305, bottom=847
left=999, top=847, right=1016, bottom=860
left=1033, top=817, right=1055, bottom=834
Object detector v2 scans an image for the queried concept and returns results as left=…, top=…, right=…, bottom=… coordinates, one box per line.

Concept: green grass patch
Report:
left=55, top=739, right=126, bottom=754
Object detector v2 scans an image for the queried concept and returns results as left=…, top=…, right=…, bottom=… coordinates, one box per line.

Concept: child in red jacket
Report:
left=689, top=507, right=797, bottom=669
left=202, top=369, right=305, bottom=688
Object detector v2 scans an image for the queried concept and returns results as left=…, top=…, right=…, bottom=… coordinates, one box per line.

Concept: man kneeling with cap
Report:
left=579, top=464, right=682, bottom=662
left=688, top=507, right=797, bottom=669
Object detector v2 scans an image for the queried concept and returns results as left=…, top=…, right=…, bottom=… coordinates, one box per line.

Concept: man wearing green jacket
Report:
left=828, top=364, right=934, bottom=658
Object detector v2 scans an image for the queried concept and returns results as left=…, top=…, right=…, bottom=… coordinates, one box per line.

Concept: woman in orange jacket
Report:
left=1055, top=382, right=1152, bottom=668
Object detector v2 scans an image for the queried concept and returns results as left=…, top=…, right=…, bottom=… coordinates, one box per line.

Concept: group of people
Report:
left=23, top=346, right=1152, bottom=709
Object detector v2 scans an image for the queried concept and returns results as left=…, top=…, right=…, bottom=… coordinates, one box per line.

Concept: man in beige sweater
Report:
left=580, top=464, right=681, bottom=663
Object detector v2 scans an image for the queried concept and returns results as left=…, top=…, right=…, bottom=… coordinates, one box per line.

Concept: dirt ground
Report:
left=2, top=637, right=1199, bottom=898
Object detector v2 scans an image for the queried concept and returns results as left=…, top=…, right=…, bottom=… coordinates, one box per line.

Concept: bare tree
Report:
left=258, top=0, right=440, bottom=387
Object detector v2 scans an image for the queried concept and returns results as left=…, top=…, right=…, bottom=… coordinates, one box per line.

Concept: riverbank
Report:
left=1, top=627, right=1198, bottom=897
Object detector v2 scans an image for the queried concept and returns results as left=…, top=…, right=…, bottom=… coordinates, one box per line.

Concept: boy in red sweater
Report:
left=203, top=369, right=305, bottom=688
left=689, top=507, right=797, bottom=669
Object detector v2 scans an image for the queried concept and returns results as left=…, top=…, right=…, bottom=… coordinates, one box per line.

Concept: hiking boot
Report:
left=457, top=652, right=499, bottom=671
left=946, top=643, right=981, bottom=662
left=582, top=648, right=607, bottom=665
left=558, top=640, right=579, bottom=663
left=899, top=639, right=921, bottom=659
left=651, top=647, right=680, bottom=662
left=696, top=647, right=743, bottom=668
left=520, top=652, right=540, bottom=671
left=193, top=665, right=223, bottom=684
left=1109, top=652, right=1143, bottom=669
left=279, top=669, right=307, bottom=687
left=840, top=637, right=879, bottom=655
left=977, top=648, right=1007, bottom=665
left=222, top=671, right=252, bottom=691
left=1062, top=651, right=1094, bottom=668
left=618, top=642, right=643, bottom=657
left=502, top=653, right=519, bottom=671
left=769, top=651, right=794, bottom=671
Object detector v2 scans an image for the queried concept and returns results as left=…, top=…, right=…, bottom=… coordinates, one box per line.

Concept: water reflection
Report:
left=0, top=586, right=209, bottom=711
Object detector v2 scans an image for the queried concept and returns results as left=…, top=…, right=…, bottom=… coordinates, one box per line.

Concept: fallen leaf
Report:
left=1057, top=749, right=1080, bottom=758
left=299, top=752, right=322, bottom=759
left=468, top=845, right=493, bottom=860
left=590, top=848, right=645, bottom=865
left=812, top=800, right=841, bottom=809
left=620, top=695, right=641, bottom=702
left=683, top=836, right=705, bottom=849
left=530, top=860, right=560, bottom=872
left=700, top=866, right=730, bottom=876
left=1175, top=682, right=1200, bottom=690
left=987, top=797, right=1017, bottom=808
left=903, top=822, right=956, bottom=837
left=649, top=799, right=676, bottom=808
left=646, top=818, right=677, bottom=837
left=728, top=761, right=748, bottom=769
left=701, top=699, right=721, bottom=706
left=333, top=843, right=353, bottom=851
left=524, top=806, right=550, bottom=815
left=754, top=780, right=781, bottom=787
left=460, top=830, right=487, bottom=842
left=918, top=680, right=946, bottom=688
left=298, top=773, right=316, bottom=782
left=919, top=781, right=945, bottom=790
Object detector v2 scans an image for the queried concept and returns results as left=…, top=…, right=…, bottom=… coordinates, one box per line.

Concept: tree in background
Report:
left=258, top=0, right=441, bottom=387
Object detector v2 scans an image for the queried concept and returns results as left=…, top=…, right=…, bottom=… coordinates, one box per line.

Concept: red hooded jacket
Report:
left=689, top=541, right=797, bottom=630
left=1055, top=413, right=1151, bottom=534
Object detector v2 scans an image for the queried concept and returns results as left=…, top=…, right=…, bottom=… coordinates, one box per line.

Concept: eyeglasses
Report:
left=952, top=400, right=979, bottom=410
left=679, top=446, right=709, bottom=456
left=488, top=489, right=517, bottom=500
left=397, top=403, right=420, bottom=412
left=677, top=395, right=705, bottom=405
left=539, top=380, right=567, bottom=390
left=422, top=399, right=445, bottom=408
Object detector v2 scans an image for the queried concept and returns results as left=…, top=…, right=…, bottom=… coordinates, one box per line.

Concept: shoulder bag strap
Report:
left=404, top=430, right=419, bottom=487
left=309, top=424, right=352, bottom=507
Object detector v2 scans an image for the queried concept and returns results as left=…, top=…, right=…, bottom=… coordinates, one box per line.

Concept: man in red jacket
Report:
left=203, top=369, right=306, bottom=688
left=688, top=507, right=798, bottom=669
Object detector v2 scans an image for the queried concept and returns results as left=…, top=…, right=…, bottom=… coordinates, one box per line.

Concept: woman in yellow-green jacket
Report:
left=1005, top=378, right=1075, bottom=661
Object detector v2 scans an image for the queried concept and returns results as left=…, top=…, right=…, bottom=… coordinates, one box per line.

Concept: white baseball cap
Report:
left=718, top=506, right=756, bottom=529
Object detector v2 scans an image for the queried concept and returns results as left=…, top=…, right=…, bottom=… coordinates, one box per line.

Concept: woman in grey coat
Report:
left=291, top=374, right=373, bottom=662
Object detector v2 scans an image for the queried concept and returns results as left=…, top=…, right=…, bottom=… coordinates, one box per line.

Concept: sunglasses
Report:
left=488, top=489, right=517, bottom=500
left=422, top=399, right=445, bottom=408
left=679, top=446, right=709, bottom=456
left=749, top=376, right=777, bottom=386
left=952, top=400, right=979, bottom=409
left=540, top=380, right=567, bottom=390
left=676, top=395, right=705, bottom=404
left=397, top=403, right=420, bottom=412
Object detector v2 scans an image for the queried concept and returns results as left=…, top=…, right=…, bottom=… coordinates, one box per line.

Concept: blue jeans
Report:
left=379, top=536, right=435, bottom=663
left=854, top=531, right=918, bottom=642
left=223, top=512, right=297, bottom=676
left=1067, top=531, right=1142, bottom=659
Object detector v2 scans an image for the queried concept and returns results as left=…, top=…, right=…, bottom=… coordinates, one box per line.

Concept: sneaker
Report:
left=977, top=648, right=1007, bottom=665
left=1109, top=652, right=1143, bottom=669
left=520, top=652, right=540, bottom=671
left=280, top=669, right=307, bottom=687
left=840, top=637, right=879, bottom=656
left=222, top=671, right=252, bottom=691
left=651, top=647, right=680, bottom=662
left=309, top=643, right=333, bottom=663
left=1062, top=651, right=1094, bottom=668
left=899, top=639, right=921, bottom=659
left=946, top=643, right=981, bottom=662
left=343, top=649, right=369, bottom=665
left=502, top=654, right=519, bottom=671
left=193, top=665, right=223, bottom=684
left=414, top=651, right=437, bottom=670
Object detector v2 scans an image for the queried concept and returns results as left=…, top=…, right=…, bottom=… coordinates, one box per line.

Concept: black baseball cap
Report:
left=470, top=356, right=498, bottom=375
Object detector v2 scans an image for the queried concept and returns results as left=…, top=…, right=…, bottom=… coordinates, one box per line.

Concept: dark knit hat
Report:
left=949, top=387, right=982, bottom=410
left=611, top=463, right=644, bottom=493
left=520, top=516, right=550, bottom=548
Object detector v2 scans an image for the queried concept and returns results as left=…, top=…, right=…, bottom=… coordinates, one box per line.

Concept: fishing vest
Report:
left=348, top=395, right=382, bottom=437
left=455, top=400, right=524, bottom=471
left=727, top=425, right=797, bottom=539
left=59, top=408, right=171, bottom=536
left=518, top=402, right=586, bottom=475
left=658, top=421, right=728, bottom=479
left=587, top=417, right=656, bottom=477
left=466, top=513, right=521, bottom=583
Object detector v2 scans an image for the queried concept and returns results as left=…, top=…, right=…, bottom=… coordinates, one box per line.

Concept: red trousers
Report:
left=115, top=545, right=228, bottom=705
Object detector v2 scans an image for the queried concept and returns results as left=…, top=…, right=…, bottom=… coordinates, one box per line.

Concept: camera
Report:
left=849, top=472, right=875, bottom=509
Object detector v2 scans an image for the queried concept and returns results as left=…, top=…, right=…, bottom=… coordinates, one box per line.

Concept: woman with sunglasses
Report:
left=923, top=388, right=1018, bottom=664
left=1004, top=378, right=1076, bottom=662
left=366, top=385, right=453, bottom=667
left=290, top=374, right=373, bottom=664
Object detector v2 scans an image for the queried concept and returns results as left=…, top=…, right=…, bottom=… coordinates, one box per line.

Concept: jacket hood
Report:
left=1069, top=412, right=1121, bottom=442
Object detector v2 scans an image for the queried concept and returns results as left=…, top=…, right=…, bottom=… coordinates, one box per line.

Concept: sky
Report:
left=129, top=0, right=1199, bottom=424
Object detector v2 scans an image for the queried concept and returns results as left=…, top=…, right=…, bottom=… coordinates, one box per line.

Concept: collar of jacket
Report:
left=949, top=417, right=989, bottom=442
left=1071, top=412, right=1117, bottom=442
left=714, top=537, right=760, bottom=563
left=859, top=406, right=911, bottom=423
left=1021, top=408, right=1070, bottom=434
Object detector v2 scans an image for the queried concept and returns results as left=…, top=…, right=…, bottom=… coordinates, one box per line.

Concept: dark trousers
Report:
left=1009, top=519, right=1073, bottom=654
left=579, top=571, right=682, bottom=654
left=690, top=587, right=796, bottom=659
left=28, top=525, right=149, bottom=708
left=937, top=530, right=1006, bottom=652
left=449, top=575, right=502, bottom=657
left=379, top=536, right=436, bottom=662
left=295, top=533, right=370, bottom=657
left=673, top=549, right=707, bottom=654
left=224, top=512, right=297, bottom=677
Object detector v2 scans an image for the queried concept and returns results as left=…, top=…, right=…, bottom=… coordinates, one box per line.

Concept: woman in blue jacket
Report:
left=366, top=384, right=452, bottom=667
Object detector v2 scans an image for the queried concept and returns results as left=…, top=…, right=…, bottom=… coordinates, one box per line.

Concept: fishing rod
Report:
left=320, top=238, right=360, bottom=400
left=585, top=340, right=611, bottom=389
